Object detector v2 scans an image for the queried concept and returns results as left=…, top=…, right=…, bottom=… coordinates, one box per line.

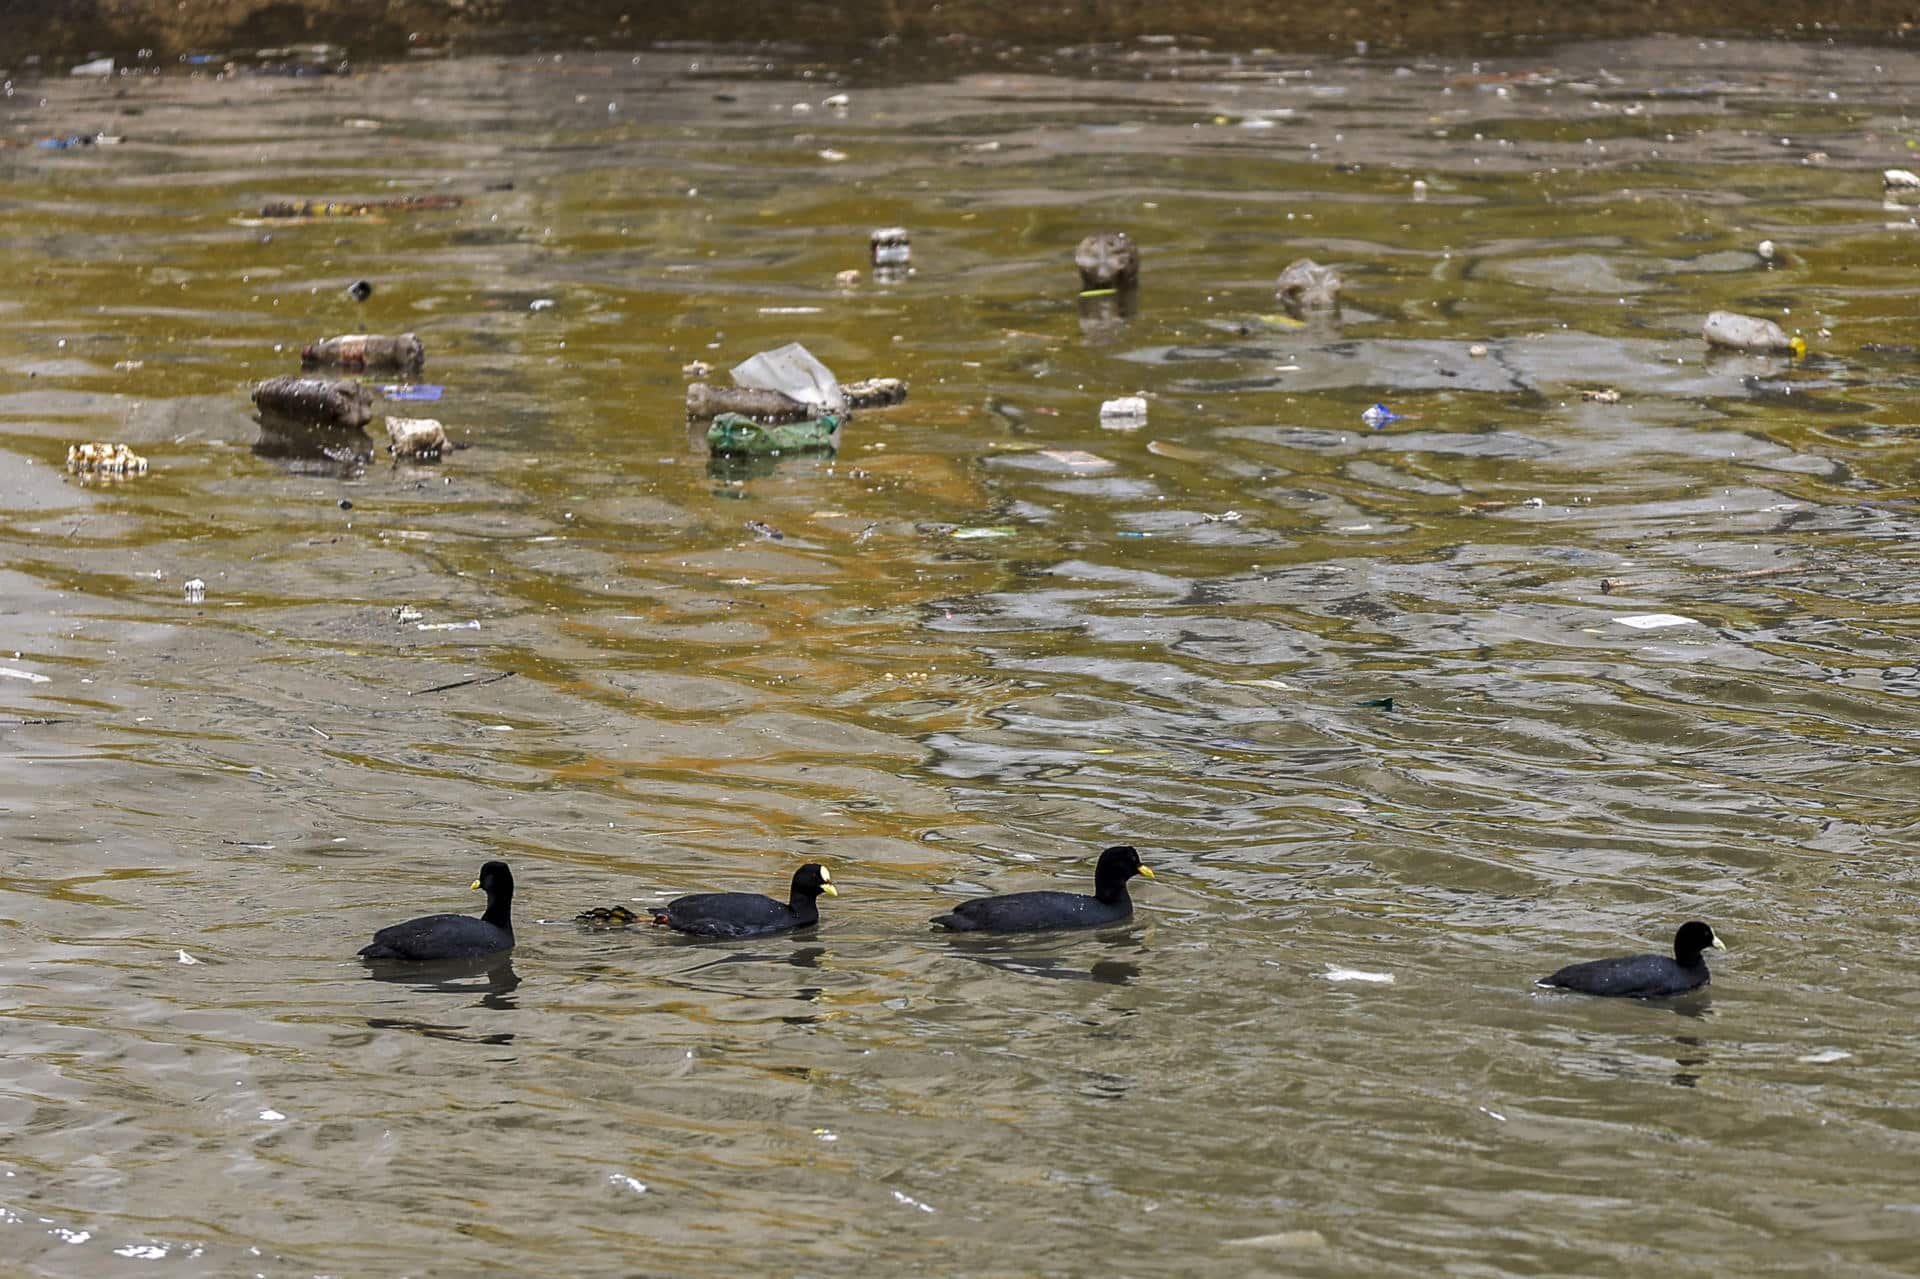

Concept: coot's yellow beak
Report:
left=1711, top=933, right=1727, bottom=951
left=1138, top=866, right=1155, bottom=879
left=470, top=879, right=482, bottom=890
left=821, top=884, right=839, bottom=897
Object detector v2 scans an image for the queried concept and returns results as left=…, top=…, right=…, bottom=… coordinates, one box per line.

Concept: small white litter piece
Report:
left=1038, top=449, right=1112, bottom=470
left=1099, top=395, right=1148, bottom=428
left=176, top=950, right=200, bottom=965
left=891, top=1189, right=936, bottom=1213
left=609, top=1173, right=648, bottom=1195
left=1612, top=613, right=1698, bottom=630
left=183, top=579, right=207, bottom=603
left=1798, top=1049, right=1853, bottom=1065
left=1224, top=1230, right=1328, bottom=1250
left=0, top=667, right=50, bottom=684
left=1323, top=965, right=1394, bottom=984
left=70, top=57, right=114, bottom=77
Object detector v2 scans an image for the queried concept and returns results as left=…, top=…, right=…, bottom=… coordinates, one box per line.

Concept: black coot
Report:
left=584, top=863, right=837, bottom=939
left=1536, top=920, right=1725, bottom=998
left=930, top=845, right=1153, bottom=934
left=359, top=861, right=514, bottom=960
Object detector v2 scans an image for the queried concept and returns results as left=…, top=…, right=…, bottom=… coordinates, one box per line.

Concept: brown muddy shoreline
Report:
left=4, top=0, right=1915, bottom=66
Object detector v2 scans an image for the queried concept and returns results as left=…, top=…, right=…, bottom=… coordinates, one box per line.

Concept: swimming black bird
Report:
left=1536, top=920, right=1725, bottom=998
left=581, top=864, right=838, bottom=939
left=359, top=861, right=514, bottom=960
left=930, top=844, right=1154, bottom=934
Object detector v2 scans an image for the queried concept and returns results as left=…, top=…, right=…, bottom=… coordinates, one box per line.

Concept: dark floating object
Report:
left=580, top=864, right=838, bottom=939
left=1075, top=231, right=1139, bottom=291
left=359, top=861, right=515, bottom=961
left=252, top=375, right=374, bottom=429
left=1536, top=920, right=1725, bottom=998
left=346, top=279, right=373, bottom=302
left=931, top=844, right=1154, bottom=934
left=1275, top=257, right=1342, bottom=315
left=1356, top=696, right=1395, bottom=710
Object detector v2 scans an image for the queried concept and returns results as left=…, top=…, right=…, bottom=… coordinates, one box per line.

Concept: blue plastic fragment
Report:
left=1117, top=531, right=1150, bottom=539
left=380, top=384, right=444, bottom=402
left=1361, top=402, right=1401, bottom=429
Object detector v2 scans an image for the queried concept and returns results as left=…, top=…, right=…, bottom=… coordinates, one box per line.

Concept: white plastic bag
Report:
left=731, top=343, right=844, bottom=414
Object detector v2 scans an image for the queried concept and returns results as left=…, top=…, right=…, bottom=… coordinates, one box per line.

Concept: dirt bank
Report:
left=5, top=0, right=1915, bottom=65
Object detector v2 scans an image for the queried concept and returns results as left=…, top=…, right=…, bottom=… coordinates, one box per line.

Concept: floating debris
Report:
left=385, top=416, right=449, bottom=461
left=707, top=412, right=840, bottom=455
left=1275, top=258, right=1342, bottom=314
left=66, top=441, right=148, bottom=475
left=745, top=520, right=785, bottom=541
left=688, top=383, right=810, bottom=423
left=346, top=279, right=373, bottom=302
left=1201, top=510, right=1243, bottom=523
left=379, top=384, right=443, bottom=402
left=1581, top=388, right=1622, bottom=404
left=1884, top=168, right=1920, bottom=199
left=681, top=359, right=712, bottom=379
left=1323, top=965, right=1394, bottom=983
left=843, top=377, right=907, bottom=410
left=1702, top=310, right=1804, bottom=356
left=258, top=194, right=463, bottom=219
left=1612, top=613, right=1698, bottom=630
left=253, top=376, right=373, bottom=429
left=1075, top=231, right=1139, bottom=291
left=392, top=604, right=424, bottom=624
left=1225, top=1230, right=1328, bottom=1251
left=870, top=227, right=910, bottom=267
left=1361, top=402, right=1401, bottom=429
left=183, top=579, right=206, bottom=603
left=0, top=667, right=51, bottom=684
left=302, top=333, right=424, bottom=373
left=1038, top=449, right=1112, bottom=470
left=1099, top=395, right=1148, bottom=428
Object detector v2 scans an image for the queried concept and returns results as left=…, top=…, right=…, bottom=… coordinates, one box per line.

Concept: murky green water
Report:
left=4, top=35, right=1920, bottom=1277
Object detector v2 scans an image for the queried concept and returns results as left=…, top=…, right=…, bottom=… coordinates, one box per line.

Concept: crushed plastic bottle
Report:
left=302, top=333, right=424, bottom=373
left=707, top=412, right=841, bottom=456
left=1361, top=403, right=1401, bottom=429
left=1702, top=311, right=1804, bottom=356
left=252, top=376, right=374, bottom=428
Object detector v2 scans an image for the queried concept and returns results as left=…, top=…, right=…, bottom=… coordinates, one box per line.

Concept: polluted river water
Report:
left=3, top=33, right=1920, bottom=1278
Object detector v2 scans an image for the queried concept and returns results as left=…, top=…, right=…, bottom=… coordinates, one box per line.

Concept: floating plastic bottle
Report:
left=707, top=412, right=840, bottom=455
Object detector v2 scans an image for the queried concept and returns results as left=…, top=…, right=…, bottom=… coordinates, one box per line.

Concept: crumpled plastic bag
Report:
left=731, top=342, right=845, bottom=415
